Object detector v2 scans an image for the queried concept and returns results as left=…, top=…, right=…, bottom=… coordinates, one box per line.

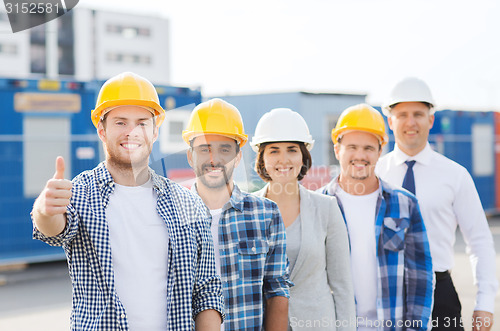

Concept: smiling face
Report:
left=262, top=142, right=303, bottom=185
left=97, top=106, right=157, bottom=170
left=187, top=134, right=241, bottom=190
left=388, top=102, right=434, bottom=156
left=334, top=131, right=381, bottom=183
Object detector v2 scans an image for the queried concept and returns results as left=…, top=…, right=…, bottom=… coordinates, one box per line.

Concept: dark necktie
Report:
left=402, top=160, right=416, bottom=195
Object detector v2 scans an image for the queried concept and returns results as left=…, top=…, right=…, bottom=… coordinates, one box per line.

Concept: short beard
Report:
left=196, top=164, right=233, bottom=190
left=345, top=163, right=372, bottom=181
left=105, top=145, right=152, bottom=173
left=349, top=174, right=369, bottom=181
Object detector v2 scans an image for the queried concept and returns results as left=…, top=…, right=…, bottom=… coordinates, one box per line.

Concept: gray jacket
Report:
left=253, top=184, right=356, bottom=330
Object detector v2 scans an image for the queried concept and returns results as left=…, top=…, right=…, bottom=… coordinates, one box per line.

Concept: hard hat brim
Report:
left=92, top=99, right=165, bottom=128
left=250, top=138, right=314, bottom=152
left=382, top=101, right=435, bottom=117
left=182, top=131, right=248, bottom=147
left=332, top=127, right=388, bottom=147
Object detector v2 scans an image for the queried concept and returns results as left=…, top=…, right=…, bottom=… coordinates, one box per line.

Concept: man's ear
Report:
left=387, top=116, right=394, bottom=131
left=97, top=122, right=106, bottom=143
left=152, top=125, right=159, bottom=143
left=187, top=148, right=194, bottom=168
left=233, top=149, right=243, bottom=168
left=429, top=113, right=435, bottom=130
left=334, top=143, right=341, bottom=161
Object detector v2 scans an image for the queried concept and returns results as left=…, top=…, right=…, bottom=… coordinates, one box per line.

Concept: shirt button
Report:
left=251, top=246, right=256, bottom=252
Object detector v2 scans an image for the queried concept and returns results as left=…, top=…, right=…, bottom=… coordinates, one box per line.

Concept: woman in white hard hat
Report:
left=251, top=108, right=355, bottom=331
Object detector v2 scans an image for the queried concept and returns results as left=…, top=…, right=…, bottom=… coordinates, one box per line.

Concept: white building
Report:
left=0, top=7, right=170, bottom=84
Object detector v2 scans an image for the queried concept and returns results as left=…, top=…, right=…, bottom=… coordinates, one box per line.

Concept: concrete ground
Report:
left=0, top=219, right=499, bottom=331
left=0, top=260, right=71, bottom=331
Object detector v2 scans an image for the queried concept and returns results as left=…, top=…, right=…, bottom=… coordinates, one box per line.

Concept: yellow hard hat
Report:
left=331, top=103, right=388, bottom=146
left=182, top=98, right=248, bottom=147
left=91, top=72, right=165, bottom=128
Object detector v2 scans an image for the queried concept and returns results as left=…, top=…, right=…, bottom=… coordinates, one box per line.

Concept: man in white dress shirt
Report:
left=376, top=77, right=498, bottom=331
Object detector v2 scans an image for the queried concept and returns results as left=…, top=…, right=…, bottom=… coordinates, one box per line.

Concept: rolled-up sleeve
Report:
left=32, top=203, right=79, bottom=247
left=192, top=204, right=225, bottom=320
left=263, top=204, right=292, bottom=300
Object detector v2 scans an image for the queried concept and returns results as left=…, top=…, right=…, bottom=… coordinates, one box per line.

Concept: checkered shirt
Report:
left=192, top=184, right=291, bottom=331
left=33, top=162, right=224, bottom=330
left=320, top=177, right=433, bottom=331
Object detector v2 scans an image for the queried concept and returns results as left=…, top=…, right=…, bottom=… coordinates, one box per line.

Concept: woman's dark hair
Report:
left=255, top=141, right=312, bottom=182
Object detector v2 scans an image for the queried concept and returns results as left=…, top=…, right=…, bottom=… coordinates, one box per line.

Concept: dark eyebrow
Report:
left=111, top=116, right=151, bottom=121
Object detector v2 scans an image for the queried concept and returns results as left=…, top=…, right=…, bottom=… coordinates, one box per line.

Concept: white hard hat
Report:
left=250, top=108, right=315, bottom=152
left=382, top=77, right=435, bottom=116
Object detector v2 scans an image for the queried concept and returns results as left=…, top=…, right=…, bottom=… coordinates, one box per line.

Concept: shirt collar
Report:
left=393, top=142, right=433, bottom=166
left=150, top=169, right=167, bottom=196
left=191, top=182, right=244, bottom=212
left=95, top=161, right=166, bottom=197
left=95, top=162, right=115, bottom=196
left=325, top=175, right=385, bottom=198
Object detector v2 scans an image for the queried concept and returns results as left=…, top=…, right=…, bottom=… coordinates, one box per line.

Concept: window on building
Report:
left=137, top=27, right=151, bottom=37
left=58, top=12, right=75, bottom=75
left=30, top=43, right=46, bottom=74
left=159, top=109, right=191, bottom=154
left=30, top=20, right=46, bottom=74
left=0, top=43, right=18, bottom=55
left=58, top=45, right=75, bottom=75
left=106, top=24, right=151, bottom=38
left=29, top=15, right=46, bottom=41
left=28, top=11, right=75, bottom=75
left=106, top=52, right=152, bottom=65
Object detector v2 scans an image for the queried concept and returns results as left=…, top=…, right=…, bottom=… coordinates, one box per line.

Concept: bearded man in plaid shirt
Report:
left=182, top=98, right=291, bottom=331
left=31, top=72, right=224, bottom=330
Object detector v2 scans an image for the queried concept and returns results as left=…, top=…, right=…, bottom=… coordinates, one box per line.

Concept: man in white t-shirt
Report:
left=376, top=77, right=498, bottom=331
left=183, top=98, right=291, bottom=331
left=320, top=104, right=433, bottom=331
left=31, top=72, right=224, bottom=330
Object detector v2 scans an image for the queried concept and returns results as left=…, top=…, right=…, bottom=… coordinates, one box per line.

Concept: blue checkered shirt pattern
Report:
left=33, top=162, right=224, bottom=330
left=320, top=177, right=433, bottom=331
left=193, top=184, right=291, bottom=331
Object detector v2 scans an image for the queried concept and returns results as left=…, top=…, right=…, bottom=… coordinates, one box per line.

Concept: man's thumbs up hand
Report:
left=34, top=156, right=73, bottom=217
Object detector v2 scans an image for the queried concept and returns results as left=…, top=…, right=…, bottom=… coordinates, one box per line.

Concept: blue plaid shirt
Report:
left=193, top=184, right=291, bottom=331
left=320, top=177, right=433, bottom=331
left=33, top=162, right=224, bottom=330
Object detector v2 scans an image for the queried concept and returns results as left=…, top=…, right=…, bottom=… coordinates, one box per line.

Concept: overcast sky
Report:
left=82, top=0, right=500, bottom=110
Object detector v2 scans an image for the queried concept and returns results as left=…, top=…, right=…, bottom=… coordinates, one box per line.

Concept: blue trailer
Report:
left=432, top=110, right=496, bottom=213
left=0, top=77, right=201, bottom=265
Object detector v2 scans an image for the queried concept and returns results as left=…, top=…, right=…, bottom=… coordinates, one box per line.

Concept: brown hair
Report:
left=255, top=141, right=312, bottom=182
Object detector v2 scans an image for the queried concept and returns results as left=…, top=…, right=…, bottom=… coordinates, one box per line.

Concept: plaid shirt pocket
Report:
left=238, top=240, right=269, bottom=281
left=382, top=217, right=410, bottom=252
